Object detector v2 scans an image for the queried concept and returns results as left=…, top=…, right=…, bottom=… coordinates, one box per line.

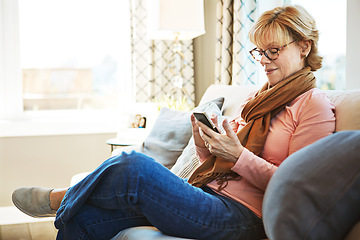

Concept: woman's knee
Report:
left=107, top=151, right=156, bottom=174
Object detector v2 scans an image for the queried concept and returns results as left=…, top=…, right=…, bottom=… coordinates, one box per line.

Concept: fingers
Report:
left=196, top=119, right=216, bottom=138
left=190, top=114, right=196, bottom=127
left=191, top=114, right=207, bottom=148
left=191, top=114, right=201, bottom=131
left=193, top=115, right=222, bottom=149
left=210, top=115, right=219, bottom=128
left=222, top=118, right=234, bottom=136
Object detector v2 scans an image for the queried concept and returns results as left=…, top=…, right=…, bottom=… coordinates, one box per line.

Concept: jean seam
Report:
left=88, top=186, right=252, bottom=231
left=141, top=189, right=251, bottom=231
left=80, top=215, right=148, bottom=238
left=87, top=192, right=126, bottom=200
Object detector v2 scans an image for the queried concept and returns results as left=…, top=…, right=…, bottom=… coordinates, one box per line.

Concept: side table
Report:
left=106, top=138, right=144, bottom=152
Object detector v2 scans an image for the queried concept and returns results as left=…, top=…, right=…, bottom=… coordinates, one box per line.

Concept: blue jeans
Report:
left=263, top=131, right=360, bottom=240
left=54, top=151, right=266, bottom=240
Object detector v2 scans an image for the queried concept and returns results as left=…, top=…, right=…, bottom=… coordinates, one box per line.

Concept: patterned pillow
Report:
left=170, top=137, right=199, bottom=179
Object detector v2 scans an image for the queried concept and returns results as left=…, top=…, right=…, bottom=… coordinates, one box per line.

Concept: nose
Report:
left=260, top=54, right=271, bottom=66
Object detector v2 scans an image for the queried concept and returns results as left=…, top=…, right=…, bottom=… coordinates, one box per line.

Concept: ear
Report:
left=299, top=40, right=312, bottom=58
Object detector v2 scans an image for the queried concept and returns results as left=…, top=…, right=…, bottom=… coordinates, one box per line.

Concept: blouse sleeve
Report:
left=288, top=91, right=335, bottom=154
left=232, top=149, right=277, bottom=191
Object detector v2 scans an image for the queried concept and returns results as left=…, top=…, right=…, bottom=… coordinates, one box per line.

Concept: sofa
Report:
left=70, top=84, right=360, bottom=240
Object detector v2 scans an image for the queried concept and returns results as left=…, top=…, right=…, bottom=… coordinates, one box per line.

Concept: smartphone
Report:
left=193, top=112, right=220, bottom=133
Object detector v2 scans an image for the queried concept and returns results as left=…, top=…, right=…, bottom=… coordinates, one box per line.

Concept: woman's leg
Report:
left=50, top=188, right=67, bottom=211
left=55, top=151, right=265, bottom=240
left=56, top=202, right=152, bottom=240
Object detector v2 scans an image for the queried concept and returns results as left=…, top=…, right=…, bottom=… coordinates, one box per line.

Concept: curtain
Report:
left=215, top=0, right=258, bottom=86
left=129, top=0, right=195, bottom=107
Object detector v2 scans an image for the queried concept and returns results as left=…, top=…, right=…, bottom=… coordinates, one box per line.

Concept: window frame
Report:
left=0, top=0, right=22, bottom=121
left=0, top=0, right=137, bottom=137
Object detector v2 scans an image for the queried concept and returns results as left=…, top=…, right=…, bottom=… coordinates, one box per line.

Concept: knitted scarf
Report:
left=188, top=67, right=316, bottom=189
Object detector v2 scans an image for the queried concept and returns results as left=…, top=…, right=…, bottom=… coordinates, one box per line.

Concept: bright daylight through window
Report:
left=290, top=0, right=346, bottom=90
left=18, top=0, right=131, bottom=111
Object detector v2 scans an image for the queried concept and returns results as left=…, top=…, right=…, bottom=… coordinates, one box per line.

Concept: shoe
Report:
left=12, top=187, right=56, bottom=218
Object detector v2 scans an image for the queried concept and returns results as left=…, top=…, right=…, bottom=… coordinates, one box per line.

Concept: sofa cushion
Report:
left=111, top=226, right=195, bottom=240
left=198, top=84, right=256, bottom=117
left=325, top=89, right=360, bottom=131
left=140, top=97, right=224, bottom=169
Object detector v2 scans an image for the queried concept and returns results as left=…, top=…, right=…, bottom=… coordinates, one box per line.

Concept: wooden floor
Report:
left=0, top=206, right=57, bottom=240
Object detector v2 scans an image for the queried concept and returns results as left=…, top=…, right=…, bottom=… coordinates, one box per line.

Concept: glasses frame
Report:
left=249, top=40, right=297, bottom=62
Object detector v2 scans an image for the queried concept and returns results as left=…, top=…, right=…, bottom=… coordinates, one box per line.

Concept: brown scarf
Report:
left=188, top=67, right=316, bottom=189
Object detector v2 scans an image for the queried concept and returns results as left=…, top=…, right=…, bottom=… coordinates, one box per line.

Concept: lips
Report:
left=265, top=68, right=277, bottom=75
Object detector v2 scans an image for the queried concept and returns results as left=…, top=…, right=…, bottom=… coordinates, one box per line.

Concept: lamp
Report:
left=147, top=0, right=205, bottom=40
left=147, top=0, right=205, bottom=109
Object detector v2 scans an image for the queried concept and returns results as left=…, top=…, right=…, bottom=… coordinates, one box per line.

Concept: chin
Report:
left=267, top=78, right=281, bottom=87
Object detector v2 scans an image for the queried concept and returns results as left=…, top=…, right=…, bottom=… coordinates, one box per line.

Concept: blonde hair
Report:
left=248, top=5, right=322, bottom=71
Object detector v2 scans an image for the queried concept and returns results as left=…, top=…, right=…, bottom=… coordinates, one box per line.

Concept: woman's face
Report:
left=257, top=35, right=309, bottom=86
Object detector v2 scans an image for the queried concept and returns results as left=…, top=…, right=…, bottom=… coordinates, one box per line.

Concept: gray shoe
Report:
left=12, top=187, right=56, bottom=218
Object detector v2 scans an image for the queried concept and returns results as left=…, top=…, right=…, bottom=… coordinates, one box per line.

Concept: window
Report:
left=19, top=0, right=131, bottom=111
left=0, top=0, right=133, bottom=136
left=290, top=0, right=346, bottom=90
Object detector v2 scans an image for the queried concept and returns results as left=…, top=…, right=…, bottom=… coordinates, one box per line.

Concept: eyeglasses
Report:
left=249, top=40, right=296, bottom=62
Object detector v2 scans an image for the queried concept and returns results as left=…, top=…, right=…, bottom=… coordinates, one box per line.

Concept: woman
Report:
left=12, top=5, right=335, bottom=240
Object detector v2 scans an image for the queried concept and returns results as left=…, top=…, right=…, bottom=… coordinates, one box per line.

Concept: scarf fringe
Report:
left=190, top=172, right=226, bottom=188
left=215, top=173, right=242, bottom=191
left=190, top=172, right=242, bottom=191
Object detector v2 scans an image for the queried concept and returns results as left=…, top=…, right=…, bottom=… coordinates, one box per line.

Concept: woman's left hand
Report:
left=197, top=118, right=244, bottom=164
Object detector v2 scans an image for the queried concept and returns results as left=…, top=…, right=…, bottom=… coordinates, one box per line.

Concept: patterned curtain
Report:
left=129, top=0, right=195, bottom=107
left=215, top=0, right=258, bottom=86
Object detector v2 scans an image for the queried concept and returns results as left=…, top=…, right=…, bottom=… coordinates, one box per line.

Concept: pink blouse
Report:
left=196, top=88, right=335, bottom=217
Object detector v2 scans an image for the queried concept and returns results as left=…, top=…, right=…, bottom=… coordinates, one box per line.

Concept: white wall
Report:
left=0, top=133, right=115, bottom=206
left=346, top=0, right=360, bottom=90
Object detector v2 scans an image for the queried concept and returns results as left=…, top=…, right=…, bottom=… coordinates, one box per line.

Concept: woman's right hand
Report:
left=191, top=114, right=207, bottom=148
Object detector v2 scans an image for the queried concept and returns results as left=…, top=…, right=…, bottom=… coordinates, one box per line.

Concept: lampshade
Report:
left=147, top=0, right=205, bottom=40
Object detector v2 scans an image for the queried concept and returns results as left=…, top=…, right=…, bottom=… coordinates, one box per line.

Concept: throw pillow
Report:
left=263, top=131, right=360, bottom=239
left=140, top=97, right=224, bottom=169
